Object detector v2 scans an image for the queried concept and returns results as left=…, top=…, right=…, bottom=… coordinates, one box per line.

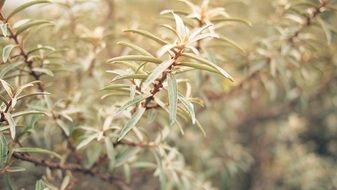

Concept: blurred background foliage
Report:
left=0, top=0, right=337, bottom=189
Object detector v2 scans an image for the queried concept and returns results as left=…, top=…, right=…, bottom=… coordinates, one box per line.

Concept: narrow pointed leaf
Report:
left=11, top=110, right=48, bottom=118
left=117, top=41, right=153, bottom=56
left=118, top=107, right=146, bottom=141
left=15, top=20, right=52, bottom=36
left=182, top=53, right=233, bottom=81
left=211, top=17, right=252, bottom=27
left=0, top=134, right=9, bottom=169
left=218, top=36, right=246, bottom=53
left=7, top=0, right=51, bottom=20
left=35, top=179, right=45, bottom=190
left=14, top=147, right=62, bottom=160
left=124, top=29, right=168, bottom=45
left=107, top=55, right=161, bottom=64
left=3, top=113, right=15, bottom=139
left=142, top=59, right=174, bottom=90
left=168, top=73, right=177, bottom=125
left=2, top=44, right=17, bottom=63
left=178, top=95, right=196, bottom=124
left=114, top=96, right=147, bottom=116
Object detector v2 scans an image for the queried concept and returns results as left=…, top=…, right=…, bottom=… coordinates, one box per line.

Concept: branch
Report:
left=12, top=153, right=131, bottom=190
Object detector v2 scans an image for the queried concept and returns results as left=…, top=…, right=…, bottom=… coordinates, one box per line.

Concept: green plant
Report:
left=0, top=0, right=336, bottom=189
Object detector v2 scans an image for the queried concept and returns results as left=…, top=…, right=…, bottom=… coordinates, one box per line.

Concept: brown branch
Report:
left=12, top=152, right=131, bottom=190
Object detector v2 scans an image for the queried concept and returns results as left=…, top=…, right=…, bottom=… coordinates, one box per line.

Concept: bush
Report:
left=0, top=0, right=336, bottom=189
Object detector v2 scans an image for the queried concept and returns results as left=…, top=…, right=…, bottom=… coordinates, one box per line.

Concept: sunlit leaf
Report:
left=124, top=29, right=168, bottom=45
left=106, top=55, right=162, bottom=64
left=168, top=73, right=177, bottom=126
left=142, top=59, right=174, bottom=90
left=7, top=0, right=51, bottom=20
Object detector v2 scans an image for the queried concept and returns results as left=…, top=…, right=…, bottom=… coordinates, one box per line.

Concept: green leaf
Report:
left=14, top=147, right=62, bottom=160
left=142, top=59, right=174, bottom=90
left=177, top=62, right=218, bottom=74
left=11, top=110, right=48, bottom=118
left=211, top=17, right=252, bottom=27
left=7, top=0, right=51, bottom=20
left=2, top=44, right=17, bottom=63
left=106, top=55, right=162, bottom=64
left=118, top=107, right=146, bottom=141
left=3, top=113, right=15, bottom=139
left=114, top=95, right=147, bottom=116
left=104, top=137, right=116, bottom=169
left=101, top=84, right=130, bottom=91
left=17, top=92, right=50, bottom=101
left=167, top=73, right=177, bottom=126
left=35, top=179, right=45, bottom=190
left=218, top=36, right=246, bottom=53
left=0, top=134, right=9, bottom=169
left=60, top=175, right=71, bottom=190
left=115, top=148, right=140, bottom=167
left=117, top=41, right=153, bottom=56
left=178, top=95, right=196, bottom=125
left=124, top=29, right=168, bottom=45
left=76, top=134, right=98, bottom=150
left=0, top=62, right=24, bottom=78
left=0, top=23, right=8, bottom=37
left=182, top=53, right=233, bottom=81
left=56, top=119, right=70, bottom=136
left=0, top=79, right=14, bottom=97
left=15, top=20, right=52, bottom=36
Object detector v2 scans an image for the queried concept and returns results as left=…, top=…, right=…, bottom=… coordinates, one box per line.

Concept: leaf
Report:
left=118, top=107, right=146, bottom=141
left=0, top=62, right=24, bottom=78
left=3, top=113, right=15, bottom=139
left=104, top=137, right=116, bottom=169
left=114, top=96, right=147, bottom=116
left=115, top=148, right=140, bottom=167
left=2, top=44, right=17, bottom=63
left=14, top=147, right=62, bottom=160
left=218, top=36, right=246, bottom=53
left=211, top=17, right=252, bottom=27
left=0, top=79, right=13, bottom=98
left=106, top=55, right=162, bottom=64
left=56, top=119, right=70, bottom=136
left=76, top=133, right=98, bottom=150
left=60, top=176, right=71, bottom=190
left=0, top=134, right=9, bottom=169
left=6, top=166, right=26, bottom=172
left=177, top=62, right=218, bottom=74
left=142, top=59, right=174, bottom=90
left=15, top=20, right=52, bottom=36
left=35, top=179, right=45, bottom=190
left=32, top=67, right=54, bottom=76
left=7, top=0, right=51, bottom=20
left=317, top=18, right=332, bottom=45
left=117, top=41, right=153, bottom=56
left=0, top=23, right=8, bottom=37
left=17, top=92, right=50, bottom=101
left=112, top=74, right=148, bottom=82
left=101, top=84, right=130, bottom=91
left=167, top=73, right=177, bottom=126
left=178, top=95, right=196, bottom=124
left=11, top=110, right=48, bottom=118
left=124, top=29, right=168, bottom=45
left=182, top=53, right=233, bottom=81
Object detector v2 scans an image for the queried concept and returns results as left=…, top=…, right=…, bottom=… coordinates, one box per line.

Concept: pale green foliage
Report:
left=0, top=0, right=336, bottom=189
